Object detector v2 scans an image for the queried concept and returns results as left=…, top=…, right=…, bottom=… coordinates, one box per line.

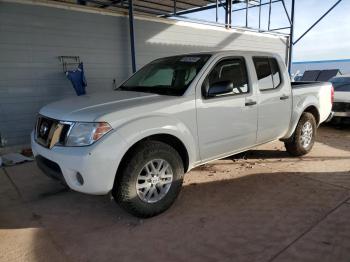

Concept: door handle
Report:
left=245, top=101, right=257, bottom=106
left=280, top=95, right=289, bottom=100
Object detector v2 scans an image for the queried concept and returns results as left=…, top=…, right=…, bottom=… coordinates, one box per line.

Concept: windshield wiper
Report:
left=117, top=85, right=180, bottom=96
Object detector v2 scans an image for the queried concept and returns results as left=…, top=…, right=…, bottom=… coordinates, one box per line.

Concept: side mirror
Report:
left=206, top=81, right=234, bottom=97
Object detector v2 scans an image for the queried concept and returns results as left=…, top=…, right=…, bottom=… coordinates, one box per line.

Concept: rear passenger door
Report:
left=253, top=57, right=292, bottom=143
left=196, top=57, right=258, bottom=161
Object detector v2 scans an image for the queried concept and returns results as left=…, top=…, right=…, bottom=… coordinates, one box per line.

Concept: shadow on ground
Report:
left=1, top=125, right=350, bottom=262
left=1, top=161, right=350, bottom=262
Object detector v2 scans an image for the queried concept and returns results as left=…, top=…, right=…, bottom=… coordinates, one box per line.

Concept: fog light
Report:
left=76, top=172, right=84, bottom=185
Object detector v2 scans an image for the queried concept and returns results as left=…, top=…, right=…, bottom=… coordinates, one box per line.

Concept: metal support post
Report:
left=288, top=0, right=295, bottom=74
left=128, top=0, right=136, bottom=73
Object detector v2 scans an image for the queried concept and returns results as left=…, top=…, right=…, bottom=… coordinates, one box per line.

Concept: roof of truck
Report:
left=167, top=50, right=279, bottom=57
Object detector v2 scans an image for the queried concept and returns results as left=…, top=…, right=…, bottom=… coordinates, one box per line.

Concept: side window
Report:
left=269, top=58, right=281, bottom=88
left=253, top=56, right=282, bottom=91
left=253, top=57, right=274, bottom=91
left=206, top=58, right=249, bottom=96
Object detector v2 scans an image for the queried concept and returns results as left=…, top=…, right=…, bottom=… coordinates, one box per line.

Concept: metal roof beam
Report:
left=280, top=0, right=291, bottom=25
left=84, top=0, right=119, bottom=7
left=97, top=0, right=168, bottom=15
left=99, top=0, right=124, bottom=8
left=269, top=26, right=291, bottom=31
left=136, top=0, right=186, bottom=11
left=123, top=2, right=173, bottom=14
left=293, top=0, right=343, bottom=45
left=174, top=0, right=206, bottom=8
left=165, top=1, right=227, bottom=16
left=232, top=0, right=281, bottom=12
left=176, top=0, right=282, bottom=15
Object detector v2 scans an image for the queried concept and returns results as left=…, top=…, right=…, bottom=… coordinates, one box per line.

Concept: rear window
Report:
left=269, top=58, right=281, bottom=88
left=253, top=57, right=282, bottom=91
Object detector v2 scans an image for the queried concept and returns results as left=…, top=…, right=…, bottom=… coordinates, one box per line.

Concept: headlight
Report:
left=65, top=122, right=112, bottom=146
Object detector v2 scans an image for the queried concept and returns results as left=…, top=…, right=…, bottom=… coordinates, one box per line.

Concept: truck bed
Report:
left=291, top=81, right=333, bottom=124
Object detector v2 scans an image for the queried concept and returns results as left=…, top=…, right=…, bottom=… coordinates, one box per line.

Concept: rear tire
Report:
left=114, top=140, right=184, bottom=218
left=284, top=112, right=316, bottom=156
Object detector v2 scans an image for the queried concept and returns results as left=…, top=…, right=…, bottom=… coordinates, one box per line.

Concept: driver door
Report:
left=196, top=57, right=258, bottom=162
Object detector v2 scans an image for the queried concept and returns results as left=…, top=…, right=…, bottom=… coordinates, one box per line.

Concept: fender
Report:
left=282, top=95, right=320, bottom=140
left=113, top=115, right=198, bottom=170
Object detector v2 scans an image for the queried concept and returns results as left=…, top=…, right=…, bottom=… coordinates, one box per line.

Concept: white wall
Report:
left=0, top=1, right=288, bottom=146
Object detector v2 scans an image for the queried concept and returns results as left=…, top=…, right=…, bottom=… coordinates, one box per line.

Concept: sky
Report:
left=186, top=0, right=350, bottom=62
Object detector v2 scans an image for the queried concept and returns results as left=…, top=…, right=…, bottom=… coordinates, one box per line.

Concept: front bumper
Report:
left=31, top=131, right=128, bottom=195
left=36, top=155, right=67, bottom=185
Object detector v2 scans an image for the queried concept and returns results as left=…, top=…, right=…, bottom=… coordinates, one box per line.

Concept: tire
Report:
left=114, top=140, right=184, bottom=218
left=284, top=112, right=317, bottom=156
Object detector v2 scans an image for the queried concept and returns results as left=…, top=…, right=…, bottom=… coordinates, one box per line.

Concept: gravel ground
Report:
left=1, top=124, right=350, bottom=262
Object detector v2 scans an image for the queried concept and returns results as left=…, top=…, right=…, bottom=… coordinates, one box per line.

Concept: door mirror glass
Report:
left=207, top=81, right=234, bottom=97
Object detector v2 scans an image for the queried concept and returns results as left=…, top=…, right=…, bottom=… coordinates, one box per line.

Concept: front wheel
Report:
left=284, top=112, right=317, bottom=156
left=114, top=141, right=184, bottom=218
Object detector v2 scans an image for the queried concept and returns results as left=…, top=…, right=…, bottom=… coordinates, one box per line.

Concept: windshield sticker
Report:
left=180, top=57, right=201, bottom=63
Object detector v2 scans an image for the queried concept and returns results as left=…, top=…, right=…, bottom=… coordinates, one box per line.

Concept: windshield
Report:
left=119, top=54, right=211, bottom=96
left=330, top=77, right=350, bottom=92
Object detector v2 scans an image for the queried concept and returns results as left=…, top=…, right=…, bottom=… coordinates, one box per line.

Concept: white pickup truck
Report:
left=31, top=51, right=333, bottom=217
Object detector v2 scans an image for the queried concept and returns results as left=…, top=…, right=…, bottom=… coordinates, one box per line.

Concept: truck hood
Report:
left=39, top=90, right=174, bottom=122
left=334, top=91, right=350, bottom=103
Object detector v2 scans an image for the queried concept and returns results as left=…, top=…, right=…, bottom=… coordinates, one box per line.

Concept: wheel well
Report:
left=146, top=134, right=189, bottom=172
left=304, top=106, right=320, bottom=125
left=115, top=134, right=190, bottom=187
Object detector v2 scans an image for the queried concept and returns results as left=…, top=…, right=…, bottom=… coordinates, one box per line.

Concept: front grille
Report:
left=332, top=102, right=350, bottom=112
left=35, top=115, right=72, bottom=148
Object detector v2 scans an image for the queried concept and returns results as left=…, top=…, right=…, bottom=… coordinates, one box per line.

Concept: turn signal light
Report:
left=93, top=122, right=112, bottom=141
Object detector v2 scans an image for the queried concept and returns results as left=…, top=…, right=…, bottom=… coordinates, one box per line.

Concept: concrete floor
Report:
left=1, top=125, right=350, bottom=262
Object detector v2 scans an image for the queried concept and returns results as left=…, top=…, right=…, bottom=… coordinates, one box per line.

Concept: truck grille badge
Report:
left=39, top=122, right=50, bottom=137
